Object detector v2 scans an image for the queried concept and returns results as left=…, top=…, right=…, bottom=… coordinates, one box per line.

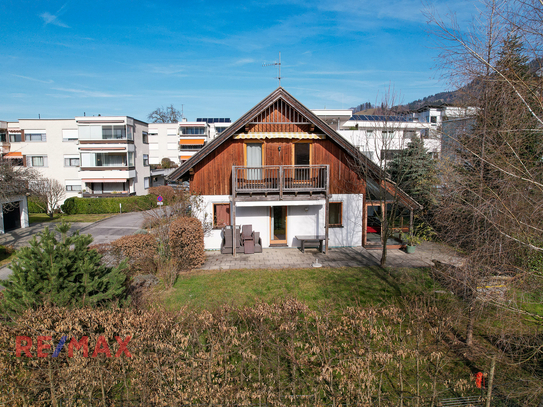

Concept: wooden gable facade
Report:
left=170, top=89, right=366, bottom=197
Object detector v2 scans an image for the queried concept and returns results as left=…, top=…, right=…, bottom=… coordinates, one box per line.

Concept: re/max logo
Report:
left=16, top=336, right=132, bottom=358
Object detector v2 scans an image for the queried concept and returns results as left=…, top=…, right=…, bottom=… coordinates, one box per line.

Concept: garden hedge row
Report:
left=61, top=195, right=156, bottom=214
left=27, top=198, right=46, bottom=214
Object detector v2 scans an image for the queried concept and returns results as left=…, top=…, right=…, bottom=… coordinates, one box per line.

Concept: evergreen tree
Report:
left=2, top=222, right=128, bottom=312
left=386, top=135, right=439, bottom=211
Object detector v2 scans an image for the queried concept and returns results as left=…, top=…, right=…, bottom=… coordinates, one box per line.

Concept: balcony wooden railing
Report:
left=233, top=165, right=328, bottom=196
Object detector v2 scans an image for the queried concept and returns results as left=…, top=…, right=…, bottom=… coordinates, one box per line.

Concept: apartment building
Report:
left=76, top=116, right=150, bottom=196
left=147, top=122, right=180, bottom=165
left=0, top=116, right=150, bottom=206
left=312, top=105, right=473, bottom=164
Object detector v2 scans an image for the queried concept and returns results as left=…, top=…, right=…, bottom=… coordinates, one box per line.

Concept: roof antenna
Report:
left=263, top=52, right=282, bottom=87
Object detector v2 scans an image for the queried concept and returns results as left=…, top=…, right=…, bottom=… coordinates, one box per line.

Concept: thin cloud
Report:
left=52, top=87, right=134, bottom=98
left=40, top=2, right=70, bottom=28
left=12, top=74, right=54, bottom=84
left=231, top=58, right=255, bottom=66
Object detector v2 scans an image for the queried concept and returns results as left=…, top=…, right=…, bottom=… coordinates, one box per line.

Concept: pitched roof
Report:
left=167, top=87, right=422, bottom=210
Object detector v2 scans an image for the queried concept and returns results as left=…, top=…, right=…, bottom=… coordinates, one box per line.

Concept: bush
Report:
left=60, top=196, right=76, bottom=214
left=27, top=197, right=47, bottom=213
left=169, top=217, right=205, bottom=271
left=110, top=234, right=158, bottom=274
left=149, top=185, right=176, bottom=204
left=60, top=195, right=156, bottom=214
left=2, top=224, right=128, bottom=312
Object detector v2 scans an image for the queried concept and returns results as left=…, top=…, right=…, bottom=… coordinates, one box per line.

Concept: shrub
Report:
left=60, top=195, right=156, bottom=214
left=27, top=197, right=47, bottom=213
left=149, top=185, right=176, bottom=204
left=2, top=224, right=128, bottom=312
left=110, top=234, right=158, bottom=274
left=61, top=196, right=76, bottom=214
left=169, top=217, right=205, bottom=271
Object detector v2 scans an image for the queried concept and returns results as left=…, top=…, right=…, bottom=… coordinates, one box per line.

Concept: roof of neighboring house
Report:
left=167, top=87, right=422, bottom=210
left=349, top=114, right=412, bottom=122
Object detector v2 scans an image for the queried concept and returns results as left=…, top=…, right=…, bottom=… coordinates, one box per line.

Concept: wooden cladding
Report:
left=245, top=99, right=314, bottom=133
left=190, top=137, right=365, bottom=196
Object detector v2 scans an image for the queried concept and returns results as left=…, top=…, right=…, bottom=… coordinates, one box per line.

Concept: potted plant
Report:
left=402, top=233, right=421, bottom=253
left=401, top=222, right=436, bottom=254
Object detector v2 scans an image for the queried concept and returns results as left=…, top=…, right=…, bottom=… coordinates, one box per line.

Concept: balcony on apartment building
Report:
left=81, top=179, right=134, bottom=198
left=0, top=131, right=9, bottom=154
left=78, top=124, right=134, bottom=144
left=233, top=165, right=329, bottom=200
left=80, top=152, right=135, bottom=171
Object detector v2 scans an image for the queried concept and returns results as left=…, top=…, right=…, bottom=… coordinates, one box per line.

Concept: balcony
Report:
left=233, top=165, right=328, bottom=198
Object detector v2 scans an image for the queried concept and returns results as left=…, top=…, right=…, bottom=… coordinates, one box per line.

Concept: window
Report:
left=329, top=202, right=343, bottom=227
left=366, top=130, right=374, bottom=138
left=63, top=129, right=78, bottom=141
left=144, top=177, right=150, bottom=189
left=167, top=143, right=178, bottom=150
left=149, top=143, right=159, bottom=150
left=215, top=126, right=228, bottom=134
left=128, top=152, right=134, bottom=167
left=66, top=184, right=82, bottom=191
left=0, top=131, right=6, bottom=142
left=403, top=131, right=416, bottom=139
left=213, top=203, right=230, bottom=228
left=361, top=151, right=374, bottom=160
left=26, top=132, right=46, bottom=142
left=64, top=157, right=80, bottom=167
left=179, top=144, right=203, bottom=150
left=430, top=116, right=437, bottom=124
left=381, top=131, right=394, bottom=139
left=9, top=133, right=22, bottom=142
left=142, top=131, right=148, bottom=144
left=380, top=150, right=402, bottom=161
left=143, top=154, right=149, bottom=166
left=29, top=155, right=47, bottom=167
left=180, top=127, right=205, bottom=135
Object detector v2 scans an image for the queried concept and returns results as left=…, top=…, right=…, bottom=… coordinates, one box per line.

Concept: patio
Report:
left=198, top=241, right=463, bottom=271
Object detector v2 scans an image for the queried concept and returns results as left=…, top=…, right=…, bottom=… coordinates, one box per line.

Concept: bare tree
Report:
left=30, top=178, right=66, bottom=219
left=426, top=3, right=543, bottom=401
left=147, top=105, right=182, bottom=123
left=0, top=158, right=40, bottom=207
left=347, top=88, right=424, bottom=266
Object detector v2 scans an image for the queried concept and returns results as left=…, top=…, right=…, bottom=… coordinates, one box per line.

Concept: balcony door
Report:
left=246, top=143, right=263, bottom=180
left=270, top=206, right=287, bottom=245
left=294, top=143, right=310, bottom=181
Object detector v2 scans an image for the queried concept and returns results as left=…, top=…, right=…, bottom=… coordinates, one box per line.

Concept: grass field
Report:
left=0, top=245, right=17, bottom=267
left=29, top=213, right=113, bottom=224
left=163, top=266, right=440, bottom=311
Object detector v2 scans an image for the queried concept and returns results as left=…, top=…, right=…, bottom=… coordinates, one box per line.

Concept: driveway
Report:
left=0, top=211, right=147, bottom=286
left=80, top=211, right=146, bottom=245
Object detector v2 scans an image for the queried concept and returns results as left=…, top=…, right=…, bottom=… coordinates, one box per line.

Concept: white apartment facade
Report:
left=76, top=116, right=150, bottom=196
left=312, top=105, right=474, bottom=164
left=1, top=116, right=151, bottom=208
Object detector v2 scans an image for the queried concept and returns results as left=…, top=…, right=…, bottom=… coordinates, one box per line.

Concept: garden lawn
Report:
left=163, top=266, right=438, bottom=311
left=0, top=245, right=17, bottom=267
left=29, top=213, right=113, bottom=224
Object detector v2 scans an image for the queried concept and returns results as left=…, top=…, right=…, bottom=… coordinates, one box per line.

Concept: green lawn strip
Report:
left=29, top=213, right=113, bottom=224
left=0, top=245, right=17, bottom=267
left=163, top=266, right=438, bottom=311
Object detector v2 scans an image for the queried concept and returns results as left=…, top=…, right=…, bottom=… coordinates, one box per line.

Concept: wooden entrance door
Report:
left=270, top=206, right=287, bottom=244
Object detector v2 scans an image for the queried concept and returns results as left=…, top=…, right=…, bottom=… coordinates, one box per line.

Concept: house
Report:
left=167, top=87, right=421, bottom=252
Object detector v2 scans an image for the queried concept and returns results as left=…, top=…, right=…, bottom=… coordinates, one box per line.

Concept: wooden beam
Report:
left=409, top=209, right=414, bottom=237
left=231, top=170, right=237, bottom=258
left=324, top=164, right=330, bottom=254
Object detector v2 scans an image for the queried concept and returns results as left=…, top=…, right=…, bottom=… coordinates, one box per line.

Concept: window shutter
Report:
left=43, top=156, right=48, bottom=167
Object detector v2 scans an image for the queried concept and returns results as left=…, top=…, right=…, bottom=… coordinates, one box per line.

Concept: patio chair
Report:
left=241, top=224, right=255, bottom=254
left=220, top=226, right=243, bottom=254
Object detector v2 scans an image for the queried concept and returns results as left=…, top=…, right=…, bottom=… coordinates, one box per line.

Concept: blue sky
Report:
left=0, top=0, right=474, bottom=122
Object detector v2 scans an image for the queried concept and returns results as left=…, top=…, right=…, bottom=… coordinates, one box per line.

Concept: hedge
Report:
left=61, top=195, right=156, bottom=215
left=169, top=217, right=205, bottom=271
left=27, top=198, right=46, bottom=214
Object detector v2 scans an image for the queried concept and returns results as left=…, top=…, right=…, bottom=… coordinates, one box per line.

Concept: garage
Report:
left=2, top=201, right=21, bottom=232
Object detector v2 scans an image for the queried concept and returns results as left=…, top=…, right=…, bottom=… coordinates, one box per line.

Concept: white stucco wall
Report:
left=199, top=194, right=363, bottom=250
